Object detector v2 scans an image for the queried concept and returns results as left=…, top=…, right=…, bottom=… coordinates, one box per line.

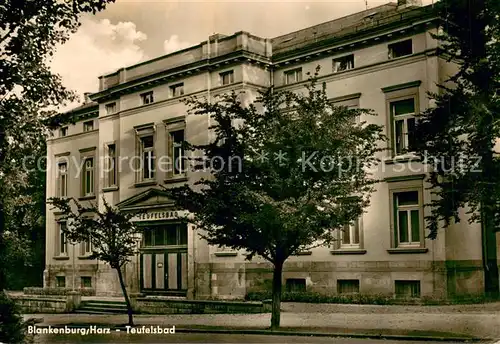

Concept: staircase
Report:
left=75, top=300, right=129, bottom=314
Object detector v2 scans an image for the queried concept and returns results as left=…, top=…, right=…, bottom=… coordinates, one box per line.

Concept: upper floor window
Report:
left=220, top=70, right=234, bottom=86
left=57, top=162, right=68, bottom=197
left=391, top=98, right=416, bottom=156
left=393, top=190, right=421, bottom=247
left=341, top=218, right=360, bottom=248
left=83, top=120, right=94, bottom=132
left=333, top=54, right=354, bottom=73
left=80, top=234, right=92, bottom=256
left=141, top=91, right=154, bottom=105
left=388, top=39, right=413, bottom=59
left=105, top=102, right=117, bottom=115
left=284, top=68, right=302, bottom=84
left=106, top=144, right=117, bottom=187
left=170, top=83, right=185, bottom=98
left=82, top=157, right=94, bottom=197
left=171, top=130, right=185, bottom=176
left=60, top=127, right=68, bottom=137
left=140, top=135, right=155, bottom=180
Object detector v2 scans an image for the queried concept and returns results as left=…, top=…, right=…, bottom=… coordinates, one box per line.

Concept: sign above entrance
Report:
left=133, top=210, right=188, bottom=222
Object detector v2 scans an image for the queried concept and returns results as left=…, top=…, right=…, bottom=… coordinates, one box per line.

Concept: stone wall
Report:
left=11, top=295, right=67, bottom=313
left=133, top=297, right=265, bottom=314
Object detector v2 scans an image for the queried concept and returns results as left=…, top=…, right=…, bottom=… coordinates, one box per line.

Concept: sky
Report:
left=50, top=0, right=434, bottom=108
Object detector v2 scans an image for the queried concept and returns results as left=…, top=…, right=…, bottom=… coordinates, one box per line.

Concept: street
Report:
left=33, top=332, right=468, bottom=344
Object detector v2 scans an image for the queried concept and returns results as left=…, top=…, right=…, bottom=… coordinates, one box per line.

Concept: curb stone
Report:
left=29, top=324, right=487, bottom=342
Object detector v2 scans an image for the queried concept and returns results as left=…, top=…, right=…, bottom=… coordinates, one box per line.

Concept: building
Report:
left=44, top=0, right=500, bottom=300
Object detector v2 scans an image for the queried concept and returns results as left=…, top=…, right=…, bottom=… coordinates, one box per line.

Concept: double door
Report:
left=141, top=250, right=188, bottom=293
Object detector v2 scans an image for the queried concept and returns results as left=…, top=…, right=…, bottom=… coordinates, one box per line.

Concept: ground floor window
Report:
left=56, top=276, right=66, bottom=288
left=81, top=276, right=92, bottom=288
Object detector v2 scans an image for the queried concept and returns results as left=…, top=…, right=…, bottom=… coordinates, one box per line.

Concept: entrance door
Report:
left=140, top=223, right=188, bottom=294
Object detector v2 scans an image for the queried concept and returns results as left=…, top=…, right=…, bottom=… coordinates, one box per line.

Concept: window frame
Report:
left=141, top=223, right=188, bottom=248
left=337, top=279, right=360, bottom=294
left=170, top=83, right=185, bottom=98
left=395, top=280, right=421, bottom=298
left=59, top=127, right=68, bottom=137
left=382, top=83, right=420, bottom=158
left=388, top=39, right=413, bottom=59
left=106, top=143, right=118, bottom=188
left=141, top=135, right=155, bottom=181
left=332, top=54, right=355, bottom=73
left=56, top=221, right=68, bottom=256
left=134, top=124, right=156, bottom=184
left=56, top=275, right=66, bottom=288
left=164, top=117, right=187, bottom=180
left=82, top=157, right=95, bottom=197
left=80, top=276, right=92, bottom=288
left=390, top=97, right=417, bottom=156
left=388, top=179, right=425, bottom=249
left=57, top=161, right=68, bottom=197
left=140, top=91, right=154, bottom=105
left=105, top=102, right=117, bottom=115
left=220, top=70, right=234, bottom=86
left=340, top=218, right=361, bottom=248
left=284, top=68, right=303, bottom=85
left=83, top=120, right=94, bottom=132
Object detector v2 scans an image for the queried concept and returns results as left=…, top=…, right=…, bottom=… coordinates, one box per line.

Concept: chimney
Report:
left=83, top=92, right=92, bottom=104
left=397, top=0, right=422, bottom=8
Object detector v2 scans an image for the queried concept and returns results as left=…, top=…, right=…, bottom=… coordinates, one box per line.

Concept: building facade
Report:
left=44, top=1, right=500, bottom=299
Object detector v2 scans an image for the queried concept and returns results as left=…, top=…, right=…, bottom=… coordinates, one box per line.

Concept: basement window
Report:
left=395, top=280, right=421, bottom=298
left=286, top=278, right=306, bottom=293
left=337, top=279, right=360, bottom=294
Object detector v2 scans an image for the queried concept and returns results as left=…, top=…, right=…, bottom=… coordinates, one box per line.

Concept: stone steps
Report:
left=76, top=300, right=129, bottom=314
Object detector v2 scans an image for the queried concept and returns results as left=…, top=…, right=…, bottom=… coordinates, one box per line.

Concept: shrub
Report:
left=0, top=291, right=34, bottom=344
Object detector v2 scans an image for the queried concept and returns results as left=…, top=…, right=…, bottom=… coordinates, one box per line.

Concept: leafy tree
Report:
left=412, top=0, right=500, bottom=297
left=0, top=0, right=116, bottom=290
left=163, top=74, right=385, bottom=329
left=49, top=196, right=142, bottom=326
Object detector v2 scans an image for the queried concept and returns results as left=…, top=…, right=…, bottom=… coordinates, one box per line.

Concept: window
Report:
left=170, top=83, right=184, bottom=97
left=142, top=224, right=188, bottom=247
left=81, top=235, right=92, bottom=256
left=57, top=162, right=68, bottom=197
left=105, top=102, right=117, bottom=115
left=140, top=136, right=155, bottom=180
left=393, top=191, right=421, bottom=246
left=141, top=91, right=154, bottom=105
left=220, top=70, right=234, bottom=85
left=333, top=55, right=354, bottom=73
left=337, top=279, right=360, bottom=294
left=57, top=222, right=68, bottom=256
left=170, top=130, right=185, bottom=175
left=395, top=280, right=421, bottom=298
left=56, top=276, right=66, bottom=288
left=81, top=276, right=92, bottom=288
left=391, top=98, right=416, bottom=155
left=284, top=68, right=302, bottom=84
left=82, top=157, right=94, bottom=196
left=83, top=120, right=94, bottom=132
left=341, top=218, right=360, bottom=247
left=60, top=127, right=68, bottom=137
left=106, top=144, right=117, bottom=187
left=286, top=279, right=306, bottom=293
left=388, top=39, right=413, bottom=59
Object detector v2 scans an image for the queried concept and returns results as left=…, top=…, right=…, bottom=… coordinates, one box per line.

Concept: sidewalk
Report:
left=23, top=302, right=500, bottom=341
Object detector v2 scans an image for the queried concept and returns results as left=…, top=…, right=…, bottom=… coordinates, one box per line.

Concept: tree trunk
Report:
left=481, top=206, right=499, bottom=298
left=270, top=260, right=283, bottom=330
left=0, top=199, right=6, bottom=291
left=115, top=266, right=134, bottom=326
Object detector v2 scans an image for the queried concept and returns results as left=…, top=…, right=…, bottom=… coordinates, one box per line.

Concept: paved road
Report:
left=33, top=332, right=469, bottom=344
